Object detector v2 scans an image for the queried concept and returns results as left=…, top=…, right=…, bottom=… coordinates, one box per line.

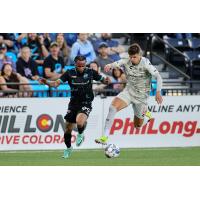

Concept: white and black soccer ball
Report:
left=105, top=144, right=120, bottom=158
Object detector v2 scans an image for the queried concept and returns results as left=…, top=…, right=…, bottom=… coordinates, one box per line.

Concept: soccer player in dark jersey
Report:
left=39, top=55, right=111, bottom=158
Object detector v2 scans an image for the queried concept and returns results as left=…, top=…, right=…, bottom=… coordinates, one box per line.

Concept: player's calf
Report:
left=64, top=132, right=72, bottom=148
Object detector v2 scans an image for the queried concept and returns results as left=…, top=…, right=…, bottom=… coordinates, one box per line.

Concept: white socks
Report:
left=104, top=105, right=117, bottom=137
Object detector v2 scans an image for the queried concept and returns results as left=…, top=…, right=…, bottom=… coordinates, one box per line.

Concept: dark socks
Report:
left=77, top=125, right=85, bottom=134
left=64, top=133, right=72, bottom=148
left=77, top=122, right=87, bottom=134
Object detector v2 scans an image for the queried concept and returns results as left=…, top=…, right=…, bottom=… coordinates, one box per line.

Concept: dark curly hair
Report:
left=128, top=43, right=142, bottom=55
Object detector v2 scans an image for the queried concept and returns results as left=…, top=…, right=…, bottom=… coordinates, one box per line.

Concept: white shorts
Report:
left=117, top=88, right=147, bottom=119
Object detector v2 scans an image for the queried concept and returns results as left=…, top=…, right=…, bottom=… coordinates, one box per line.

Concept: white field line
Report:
left=0, top=146, right=199, bottom=154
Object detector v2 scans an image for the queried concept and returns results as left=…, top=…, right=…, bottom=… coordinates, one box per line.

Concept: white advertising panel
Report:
left=0, top=96, right=199, bottom=150
left=0, top=98, right=103, bottom=150
left=104, top=96, right=200, bottom=148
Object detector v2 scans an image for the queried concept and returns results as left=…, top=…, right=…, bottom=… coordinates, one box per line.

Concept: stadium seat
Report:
left=164, top=38, right=190, bottom=51
left=184, top=51, right=200, bottom=78
left=187, top=38, right=200, bottom=50
left=29, top=80, right=49, bottom=97
left=150, top=80, right=164, bottom=96
left=6, top=52, right=17, bottom=62
left=50, top=84, right=71, bottom=97
left=37, top=66, right=44, bottom=77
left=163, top=38, right=190, bottom=66
left=184, top=51, right=200, bottom=62
left=150, top=80, right=157, bottom=96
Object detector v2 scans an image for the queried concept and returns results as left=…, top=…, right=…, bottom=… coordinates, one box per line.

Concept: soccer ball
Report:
left=105, top=144, right=120, bottom=158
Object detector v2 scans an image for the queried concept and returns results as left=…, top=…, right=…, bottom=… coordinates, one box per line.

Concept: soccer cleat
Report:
left=62, top=147, right=73, bottom=159
left=145, top=111, right=152, bottom=121
left=95, top=135, right=108, bottom=145
left=76, top=133, right=85, bottom=147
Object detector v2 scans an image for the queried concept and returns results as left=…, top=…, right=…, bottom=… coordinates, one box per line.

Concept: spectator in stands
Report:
left=70, top=33, right=96, bottom=65
left=0, top=34, right=15, bottom=52
left=50, top=33, right=77, bottom=47
left=92, top=33, right=125, bottom=61
left=95, top=42, right=114, bottom=75
left=111, top=67, right=126, bottom=91
left=44, top=42, right=64, bottom=80
left=89, top=61, right=107, bottom=92
left=0, top=33, right=20, bottom=54
left=25, top=33, right=49, bottom=65
left=56, top=34, right=70, bottom=65
left=0, top=62, right=32, bottom=97
left=16, top=33, right=28, bottom=47
left=43, top=33, right=52, bottom=49
left=16, top=46, right=39, bottom=80
left=89, top=61, right=100, bottom=73
left=0, top=43, right=16, bottom=72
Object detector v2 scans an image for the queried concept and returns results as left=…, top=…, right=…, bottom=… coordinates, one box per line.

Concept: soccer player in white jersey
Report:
left=95, top=43, right=163, bottom=145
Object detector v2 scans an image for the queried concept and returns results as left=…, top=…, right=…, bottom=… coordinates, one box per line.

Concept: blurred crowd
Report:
left=0, top=33, right=127, bottom=97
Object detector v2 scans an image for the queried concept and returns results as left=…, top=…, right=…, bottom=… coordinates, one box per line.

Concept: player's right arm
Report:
left=104, top=59, right=126, bottom=72
left=39, top=71, right=70, bottom=87
left=39, top=78, right=61, bottom=87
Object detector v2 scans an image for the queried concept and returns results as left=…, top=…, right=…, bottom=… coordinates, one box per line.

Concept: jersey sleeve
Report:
left=110, top=59, right=126, bottom=69
left=92, top=69, right=104, bottom=82
left=59, top=71, right=70, bottom=83
left=145, top=58, right=163, bottom=91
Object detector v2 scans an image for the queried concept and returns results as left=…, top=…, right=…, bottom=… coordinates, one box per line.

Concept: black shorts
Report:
left=64, top=102, right=92, bottom=123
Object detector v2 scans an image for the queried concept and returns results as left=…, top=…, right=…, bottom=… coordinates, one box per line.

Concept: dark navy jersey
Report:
left=60, top=68, right=104, bottom=103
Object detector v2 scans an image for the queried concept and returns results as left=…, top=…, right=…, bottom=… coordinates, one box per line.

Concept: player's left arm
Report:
left=145, top=59, right=163, bottom=104
left=92, top=69, right=111, bottom=85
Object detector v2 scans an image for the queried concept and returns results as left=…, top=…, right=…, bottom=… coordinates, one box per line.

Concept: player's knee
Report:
left=65, top=125, right=73, bottom=133
left=76, top=120, right=85, bottom=128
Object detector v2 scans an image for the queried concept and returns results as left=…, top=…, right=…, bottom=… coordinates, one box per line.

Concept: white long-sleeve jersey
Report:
left=110, top=57, right=162, bottom=102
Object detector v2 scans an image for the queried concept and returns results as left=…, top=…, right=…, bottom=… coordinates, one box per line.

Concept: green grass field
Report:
left=0, top=147, right=200, bottom=166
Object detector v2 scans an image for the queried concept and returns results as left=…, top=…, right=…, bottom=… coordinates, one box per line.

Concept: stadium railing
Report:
left=149, top=34, right=193, bottom=78
left=0, top=80, right=200, bottom=98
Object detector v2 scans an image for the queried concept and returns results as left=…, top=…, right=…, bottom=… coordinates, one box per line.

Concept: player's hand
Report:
left=104, top=77, right=111, bottom=85
left=104, top=64, right=112, bottom=72
left=155, top=91, right=163, bottom=104
left=38, top=78, right=48, bottom=85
